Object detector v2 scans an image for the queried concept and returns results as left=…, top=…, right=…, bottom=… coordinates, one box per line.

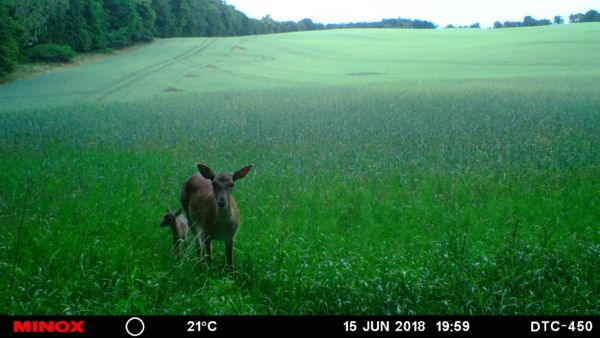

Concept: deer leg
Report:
left=174, top=238, right=185, bottom=256
left=174, top=239, right=180, bottom=256
left=189, top=221, right=201, bottom=258
left=195, top=233, right=203, bottom=258
left=203, top=237, right=212, bottom=263
left=225, top=239, right=234, bottom=269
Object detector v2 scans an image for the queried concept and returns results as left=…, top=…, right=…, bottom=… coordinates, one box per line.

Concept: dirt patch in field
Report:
left=163, top=87, right=183, bottom=93
left=184, top=73, right=198, bottom=78
left=231, top=45, right=247, bottom=51
left=349, top=72, right=386, bottom=76
left=205, top=64, right=218, bottom=69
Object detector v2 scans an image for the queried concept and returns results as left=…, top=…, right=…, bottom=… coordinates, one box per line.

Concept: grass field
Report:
left=1, top=24, right=599, bottom=315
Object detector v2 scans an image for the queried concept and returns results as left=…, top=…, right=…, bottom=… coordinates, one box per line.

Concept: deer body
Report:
left=181, top=164, right=252, bottom=268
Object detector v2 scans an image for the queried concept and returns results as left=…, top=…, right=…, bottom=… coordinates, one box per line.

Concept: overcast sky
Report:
left=226, top=0, right=599, bottom=28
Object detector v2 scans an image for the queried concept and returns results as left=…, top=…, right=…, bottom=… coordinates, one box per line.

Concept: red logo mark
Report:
left=13, top=321, right=85, bottom=333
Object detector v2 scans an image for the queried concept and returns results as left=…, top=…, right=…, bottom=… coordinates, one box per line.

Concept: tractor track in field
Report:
left=264, top=42, right=320, bottom=58
left=0, top=90, right=97, bottom=100
left=219, top=52, right=276, bottom=65
left=175, top=39, right=307, bottom=86
left=87, top=38, right=217, bottom=102
left=179, top=59, right=306, bottom=86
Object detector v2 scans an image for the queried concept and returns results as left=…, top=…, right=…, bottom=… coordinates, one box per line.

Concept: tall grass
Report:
left=0, top=25, right=599, bottom=315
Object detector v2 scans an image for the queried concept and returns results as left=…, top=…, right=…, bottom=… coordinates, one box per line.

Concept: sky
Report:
left=226, top=0, right=600, bottom=28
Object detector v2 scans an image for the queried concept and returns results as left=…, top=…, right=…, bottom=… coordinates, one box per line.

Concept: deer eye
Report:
left=230, top=183, right=234, bottom=188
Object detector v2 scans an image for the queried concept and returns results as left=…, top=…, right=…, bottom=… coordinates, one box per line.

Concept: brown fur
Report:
left=160, top=208, right=190, bottom=255
left=180, top=164, right=252, bottom=268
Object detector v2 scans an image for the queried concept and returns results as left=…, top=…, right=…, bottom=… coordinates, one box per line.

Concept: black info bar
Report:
left=0, top=316, right=597, bottom=337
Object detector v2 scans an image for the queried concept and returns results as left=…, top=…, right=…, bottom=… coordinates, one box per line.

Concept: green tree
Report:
left=503, top=21, right=523, bottom=28
left=554, top=16, right=563, bottom=24
left=537, top=19, right=552, bottom=26
left=135, top=0, right=156, bottom=42
left=205, top=0, right=225, bottom=36
left=259, top=15, right=276, bottom=34
left=8, top=0, right=69, bottom=48
left=569, top=13, right=584, bottom=23
left=171, top=0, right=188, bottom=36
left=298, top=18, right=316, bottom=31
left=85, top=0, right=108, bottom=49
left=187, top=0, right=209, bottom=36
left=0, top=0, right=20, bottom=76
left=101, top=0, right=142, bottom=47
left=222, top=4, right=246, bottom=36
left=151, top=0, right=176, bottom=37
left=523, top=15, right=536, bottom=26
left=583, top=9, right=600, bottom=22
left=59, top=0, right=93, bottom=52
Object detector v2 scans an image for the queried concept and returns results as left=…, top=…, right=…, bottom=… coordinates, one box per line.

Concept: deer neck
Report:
left=216, top=205, right=232, bottom=221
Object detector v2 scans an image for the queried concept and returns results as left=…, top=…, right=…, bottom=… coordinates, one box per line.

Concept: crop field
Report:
left=0, top=24, right=599, bottom=315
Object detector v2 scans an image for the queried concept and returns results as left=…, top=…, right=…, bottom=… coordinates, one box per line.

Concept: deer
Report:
left=180, top=163, right=253, bottom=268
left=160, top=207, right=190, bottom=256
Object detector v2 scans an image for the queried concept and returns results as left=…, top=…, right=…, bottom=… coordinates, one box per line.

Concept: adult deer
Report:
left=180, top=164, right=253, bottom=268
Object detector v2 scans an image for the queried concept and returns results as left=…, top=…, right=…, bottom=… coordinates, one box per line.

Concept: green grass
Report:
left=1, top=24, right=599, bottom=315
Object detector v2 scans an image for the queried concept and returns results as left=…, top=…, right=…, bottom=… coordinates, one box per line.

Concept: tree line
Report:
left=326, top=18, right=435, bottom=30
left=444, top=10, right=599, bottom=29
left=2, top=0, right=260, bottom=53
left=491, top=9, right=600, bottom=29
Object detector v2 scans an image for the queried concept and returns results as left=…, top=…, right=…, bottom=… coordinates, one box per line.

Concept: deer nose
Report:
left=217, top=199, right=227, bottom=208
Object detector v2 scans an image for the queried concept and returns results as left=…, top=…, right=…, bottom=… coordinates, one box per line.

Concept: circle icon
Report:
left=125, top=317, right=145, bottom=337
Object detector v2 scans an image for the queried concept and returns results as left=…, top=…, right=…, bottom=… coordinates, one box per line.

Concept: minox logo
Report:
left=13, top=321, right=85, bottom=333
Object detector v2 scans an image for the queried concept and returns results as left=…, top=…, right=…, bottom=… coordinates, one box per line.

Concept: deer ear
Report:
left=233, top=164, right=253, bottom=181
left=197, top=164, right=215, bottom=180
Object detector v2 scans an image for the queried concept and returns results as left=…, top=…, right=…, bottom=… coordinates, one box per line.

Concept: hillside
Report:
left=1, top=23, right=599, bottom=111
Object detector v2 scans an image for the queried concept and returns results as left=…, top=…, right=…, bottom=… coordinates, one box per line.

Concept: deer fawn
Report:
left=160, top=207, right=190, bottom=256
left=180, top=164, right=253, bottom=268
